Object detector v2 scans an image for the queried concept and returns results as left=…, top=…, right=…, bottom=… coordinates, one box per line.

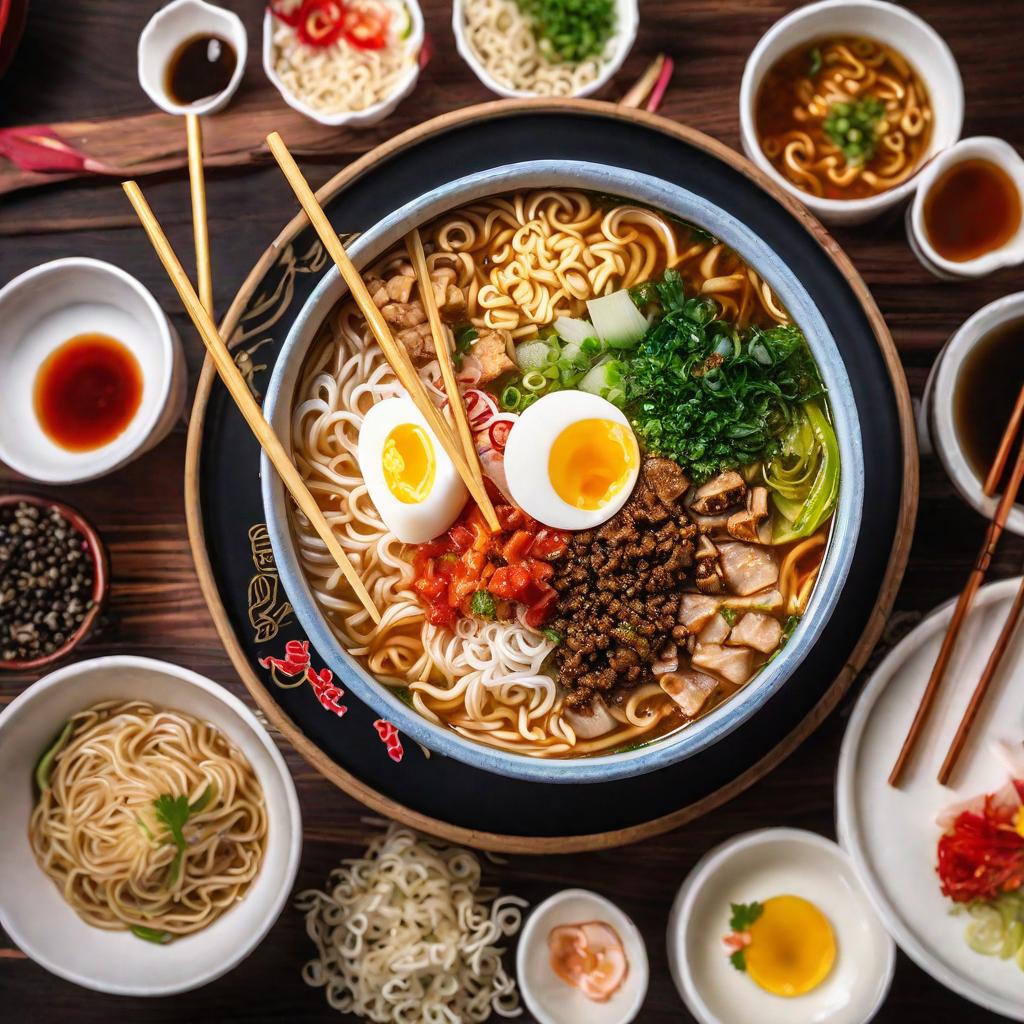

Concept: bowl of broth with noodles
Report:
left=262, top=161, right=864, bottom=784
left=0, top=656, right=301, bottom=995
left=740, top=0, right=963, bottom=225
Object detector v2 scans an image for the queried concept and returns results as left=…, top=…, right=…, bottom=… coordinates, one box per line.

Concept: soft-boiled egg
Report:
left=357, top=396, right=467, bottom=544
left=503, top=392, right=640, bottom=530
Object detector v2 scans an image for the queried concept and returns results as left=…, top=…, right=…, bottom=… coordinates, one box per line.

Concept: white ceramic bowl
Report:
left=0, top=258, right=185, bottom=484
left=668, top=828, right=894, bottom=1024
left=262, top=0, right=424, bottom=127
left=907, top=137, right=1024, bottom=279
left=517, top=888, right=648, bottom=1024
left=923, top=291, right=1024, bottom=536
left=452, top=0, right=638, bottom=99
left=138, top=0, right=248, bottom=116
left=0, top=656, right=302, bottom=996
left=739, top=0, right=963, bottom=226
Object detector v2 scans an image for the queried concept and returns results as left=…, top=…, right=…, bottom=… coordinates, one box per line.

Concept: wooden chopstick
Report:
left=266, top=131, right=501, bottom=533
left=889, top=437, right=1024, bottom=786
left=938, top=574, right=1024, bottom=785
left=122, top=179, right=381, bottom=624
left=404, top=228, right=493, bottom=508
left=185, top=113, right=213, bottom=315
left=984, top=382, right=1024, bottom=496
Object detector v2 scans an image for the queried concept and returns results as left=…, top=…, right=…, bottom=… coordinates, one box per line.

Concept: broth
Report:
left=756, top=35, right=933, bottom=200
left=33, top=333, right=142, bottom=452
left=923, top=159, right=1022, bottom=263
left=954, top=317, right=1024, bottom=479
left=165, top=34, right=236, bottom=105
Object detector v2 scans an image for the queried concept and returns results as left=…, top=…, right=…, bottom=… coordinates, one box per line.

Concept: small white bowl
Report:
left=739, top=0, right=963, bottom=226
left=668, top=828, right=894, bottom=1024
left=262, top=0, right=424, bottom=127
left=452, top=0, right=638, bottom=100
left=0, top=258, right=185, bottom=484
left=907, top=137, right=1024, bottom=279
left=138, top=0, right=248, bottom=116
left=516, top=888, right=648, bottom=1024
left=923, top=291, right=1024, bottom=536
left=0, top=655, right=302, bottom=996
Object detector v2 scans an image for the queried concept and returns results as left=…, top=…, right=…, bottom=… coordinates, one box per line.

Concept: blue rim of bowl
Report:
left=262, top=160, right=865, bottom=785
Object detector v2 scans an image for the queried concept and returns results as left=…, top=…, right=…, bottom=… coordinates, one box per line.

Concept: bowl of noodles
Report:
left=262, top=161, right=864, bottom=784
left=263, top=0, right=424, bottom=126
left=739, top=0, right=963, bottom=225
left=0, top=655, right=302, bottom=994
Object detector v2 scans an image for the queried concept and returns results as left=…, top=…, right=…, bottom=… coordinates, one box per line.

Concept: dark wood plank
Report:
left=3, top=0, right=1024, bottom=1021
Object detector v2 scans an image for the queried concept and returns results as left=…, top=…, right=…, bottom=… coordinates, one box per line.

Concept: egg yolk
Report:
left=382, top=423, right=435, bottom=504
left=743, top=895, right=836, bottom=997
left=548, top=418, right=638, bottom=510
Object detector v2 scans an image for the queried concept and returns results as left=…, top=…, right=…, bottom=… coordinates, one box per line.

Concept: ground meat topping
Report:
left=548, top=457, right=697, bottom=709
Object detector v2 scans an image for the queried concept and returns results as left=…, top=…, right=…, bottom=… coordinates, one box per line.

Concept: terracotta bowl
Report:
left=0, top=493, right=108, bottom=672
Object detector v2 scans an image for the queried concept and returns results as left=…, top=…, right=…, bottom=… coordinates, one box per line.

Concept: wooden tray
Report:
left=184, top=99, right=917, bottom=853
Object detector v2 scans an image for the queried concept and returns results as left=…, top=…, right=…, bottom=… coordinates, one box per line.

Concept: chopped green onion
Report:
left=522, top=370, right=547, bottom=392
left=500, top=385, right=522, bottom=410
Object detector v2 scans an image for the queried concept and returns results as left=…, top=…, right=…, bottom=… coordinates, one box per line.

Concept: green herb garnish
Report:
left=720, top=606, right=738, bottom=627
left=823, top=96, right=885, bottom=165
left=34, top=719, right=74, bottom=791
left=620, top=270, right=823, bottom=482
left=727, top=901, right=764, bottom=971
left=542, top=627, right=562, bottom=644
left=453, top=323, right=478, bottom=369
left=153, top=785, right=213, bottom=886
left=131, top=925, right=173, bottom=945
left=807, top=46, right=822, bottom=76
left=470, top=589, right=497, bottom=619
left=394, top=686, right=416, bottom=708
left=516, top=0, right=615, bottom=63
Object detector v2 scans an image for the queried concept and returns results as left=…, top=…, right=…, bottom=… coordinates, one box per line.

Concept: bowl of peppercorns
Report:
left=0, top=495, right=108, bottom=671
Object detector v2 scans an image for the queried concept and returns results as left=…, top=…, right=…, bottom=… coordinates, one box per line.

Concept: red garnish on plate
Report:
left=937, top=778, right=1024, bottom=903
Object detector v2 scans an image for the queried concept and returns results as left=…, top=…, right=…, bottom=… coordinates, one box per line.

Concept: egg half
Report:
left=503, top=391, right=640, bottom=530
left=744, top=895, right=836, bottom=997
left=357, top=396, right=468, bottom=544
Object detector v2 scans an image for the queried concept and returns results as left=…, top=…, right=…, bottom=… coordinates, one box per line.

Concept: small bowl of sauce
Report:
left=925, top=291, right=1024, bottom=536
left=0, top=258, right=185, bottom=484
left=138, top=0, right=247, bottom=116
left=909, top=137, right=1024, bottom=279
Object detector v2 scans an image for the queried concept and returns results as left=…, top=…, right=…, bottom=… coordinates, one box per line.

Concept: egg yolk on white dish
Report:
left=745, top=895, right=836, bottom=997
left=357, top=397, right=467, bottom=544
left=503, top=392, right=640, bottom=530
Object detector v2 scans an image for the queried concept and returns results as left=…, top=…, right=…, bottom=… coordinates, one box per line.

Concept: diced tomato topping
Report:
left=341, top=0, right=389, bottom=49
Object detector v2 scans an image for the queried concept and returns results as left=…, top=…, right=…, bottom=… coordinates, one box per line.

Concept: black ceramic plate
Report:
left=187, top=101, right=914, bottom=851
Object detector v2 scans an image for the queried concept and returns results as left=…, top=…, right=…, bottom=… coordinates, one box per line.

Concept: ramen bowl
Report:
left=261, top=161, right=864, bottom=784
left=0, top=656, right=302, bottom=995
left=739, top=0, right=963, bottom=226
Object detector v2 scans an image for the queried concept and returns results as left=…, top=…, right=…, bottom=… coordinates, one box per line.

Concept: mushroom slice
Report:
left=689, top=470, right=747, bottom=515
left=727, top=486, right=770, bottom=542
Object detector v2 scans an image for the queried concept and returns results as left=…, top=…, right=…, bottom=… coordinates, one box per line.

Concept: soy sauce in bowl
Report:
left=166, top=34, right=237, bottom=105
left=954, top=316, right=1024, bottom=479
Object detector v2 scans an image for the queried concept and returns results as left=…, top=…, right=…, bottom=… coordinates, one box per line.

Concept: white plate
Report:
left=837, top=577, right=1024, bottom=1020
left=516, top=889, right=648, bottom=1024
left=668, top=828, right=894, bottom=1024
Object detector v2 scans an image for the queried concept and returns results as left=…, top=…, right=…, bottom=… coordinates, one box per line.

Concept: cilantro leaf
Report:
left=729, top=900, right=764, bottom=932
left=730, top=948, right=747, bottom=971
left=153, top=785, right=213, bottom=886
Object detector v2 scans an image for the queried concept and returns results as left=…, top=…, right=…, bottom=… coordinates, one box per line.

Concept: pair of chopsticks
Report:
left=123, top=133, right=498, bottom=626
left=890, top=386, right=1024, bottom=787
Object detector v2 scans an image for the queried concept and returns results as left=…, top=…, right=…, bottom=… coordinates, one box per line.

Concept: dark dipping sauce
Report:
left=166, top=34, right=236, bottom=105
left=923, top=159, right=1022, bottom=263
left=34, top=333, right=143, bottom=452
left=955, top=318, right=1024, bottom=480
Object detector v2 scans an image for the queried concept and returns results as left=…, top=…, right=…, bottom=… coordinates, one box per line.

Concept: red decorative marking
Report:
left=373, top=719, right=404, bottom=762
left=260, top=640, right=347, bottom=717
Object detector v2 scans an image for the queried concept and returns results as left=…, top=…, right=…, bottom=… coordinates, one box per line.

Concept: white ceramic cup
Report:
left=739, top=0, right=963, bottom=226
left=262, top=0, right=424, bottom=127
left=0, top=257, right=186, bottom=484
left=923, top=291, right=1024, bottom=536
left=907, top=137, right=1024, bottom=279
left=138, top=0, right=248, bottom=116
left=451, top=0, right=638, bottom=100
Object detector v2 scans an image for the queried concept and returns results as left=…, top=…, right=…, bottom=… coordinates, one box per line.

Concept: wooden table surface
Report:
left=3, top=1, right=1024, bottom=1021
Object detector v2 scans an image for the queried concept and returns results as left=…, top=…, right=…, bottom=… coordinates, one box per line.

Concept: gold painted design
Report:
left=247, top=523, right=293, bottom=643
